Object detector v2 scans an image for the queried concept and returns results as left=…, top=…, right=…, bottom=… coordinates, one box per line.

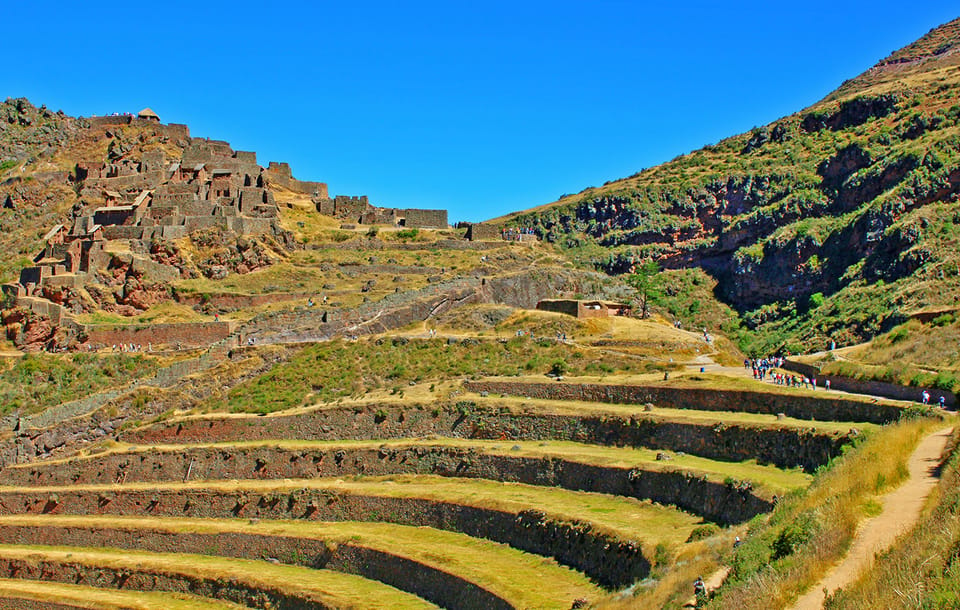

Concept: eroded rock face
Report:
left=3, top=309, right=58, bottom=351
left=192, top=228, right=280, bottom=279
left=89, top=256, right=170, bottom=316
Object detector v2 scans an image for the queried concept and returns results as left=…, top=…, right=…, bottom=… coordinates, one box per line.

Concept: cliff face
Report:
left=508, top=17, right=960, bottom=349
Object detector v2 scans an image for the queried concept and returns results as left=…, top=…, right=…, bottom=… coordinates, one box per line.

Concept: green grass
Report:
left=809, top=317, right=960, bottom=394
left=0, top=543, right=436, bottom=609
left=0, top=352, right=159, bottom=416
left=0, top=514, right=601, bottom=609
left=211, top=337, right=657, bottom=414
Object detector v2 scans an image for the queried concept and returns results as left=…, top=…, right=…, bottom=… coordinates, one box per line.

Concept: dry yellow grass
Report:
left=0, top=475, right=703, bottom=547
left=0, top=544, right=436, bottom=609
left=0, top=514, right=601, bottom=609
left=703, top=418, right=945, bottom=610
left=76, top=301, right=207, bottom=326
left=39, top=438, right=810, bottom=497
left=0, top=578, right=246, bottom=609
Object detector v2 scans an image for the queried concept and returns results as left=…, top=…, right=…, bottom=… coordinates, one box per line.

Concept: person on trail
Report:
left=939, top=395, right=946, bottom=409
left=693, top=576, right=707, bottom=606
left=922, top=390, right=930, bottom=405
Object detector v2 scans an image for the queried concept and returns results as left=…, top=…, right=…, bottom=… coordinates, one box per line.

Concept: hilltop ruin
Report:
left=0, top=107, right=451, bottom=350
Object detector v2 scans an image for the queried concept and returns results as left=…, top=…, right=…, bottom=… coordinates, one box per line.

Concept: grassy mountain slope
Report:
left=505, top=17, right=960, bottom=356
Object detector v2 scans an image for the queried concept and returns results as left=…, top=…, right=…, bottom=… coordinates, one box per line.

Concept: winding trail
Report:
left=683, top=566, right=731, bottom=608
left=792, top=424, right=955, bottom=610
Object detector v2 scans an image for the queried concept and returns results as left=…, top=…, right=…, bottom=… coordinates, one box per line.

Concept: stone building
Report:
left=315, top=195, right=448, bottom=229
left=464, top=222, right=502, bottom=241
left=536, top=299, right=632, bottom=319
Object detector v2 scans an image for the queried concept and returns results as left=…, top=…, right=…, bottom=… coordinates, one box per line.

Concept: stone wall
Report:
left=83, top=321, right=230, bottom=348
left=535, top=299, right=581, bottom=317
left=0, top=524, right=512, bottom=610
left=0, top=488, right=648, bottom=588
left=263, top=165, right=328, bottom=199
left=231, top=217, right=277, bottom=235
left=123, top=402, right=849, bottom=471
left=5, top=443, right=772, bottom=524
left=783, top=359, right=957, bottom=407
left=463, top=380, right=905, bottom=424
left=465, top=223, right=502, bottom=240
left=402, top=208, right=448, bottom=228
left=101, top=226, right=146, bottom=240
left=172, top=290, right=313, bottom=310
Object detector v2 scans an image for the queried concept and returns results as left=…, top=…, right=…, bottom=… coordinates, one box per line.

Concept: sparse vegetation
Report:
left=0, top=353, right=158, bottom=416
left=214, top=336, right=646, bottom=414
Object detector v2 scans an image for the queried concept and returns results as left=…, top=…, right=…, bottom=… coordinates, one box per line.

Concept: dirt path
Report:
left=682, top=566, right=731, bottom=608
left=792, top=424, right=955, bottom=610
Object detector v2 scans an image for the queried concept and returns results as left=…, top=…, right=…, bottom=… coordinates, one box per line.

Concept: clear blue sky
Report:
left=3, top=1, right=956, bottom=222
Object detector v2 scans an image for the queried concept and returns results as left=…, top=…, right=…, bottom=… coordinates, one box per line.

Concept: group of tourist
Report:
left=746, top=356, right=784, bottom=380
left=745, top=356, right=830, bottom=390
left=501, top=227, right=536, bottom=241
left=112, top=343, right=150, bottom=353
left=920, top=390, right=947, bottom=408
left=772, top=372, right=821, bottom=389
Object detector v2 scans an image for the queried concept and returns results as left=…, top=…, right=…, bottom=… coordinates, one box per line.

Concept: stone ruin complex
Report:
left=316, top=195, right=449, bottom=229
left=1, top=108, right=454, bottom=349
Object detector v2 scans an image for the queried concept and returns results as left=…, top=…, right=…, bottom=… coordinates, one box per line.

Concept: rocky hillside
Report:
left=505, top=17, right=960, bottom=354
left=0, top=99, right=87, bottom=282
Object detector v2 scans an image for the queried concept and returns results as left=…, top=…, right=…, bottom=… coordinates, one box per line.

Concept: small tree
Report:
left=626, top=260, right=662, bottom=319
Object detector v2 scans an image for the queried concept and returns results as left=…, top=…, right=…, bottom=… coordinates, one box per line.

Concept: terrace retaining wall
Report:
left=463, top=381, right=905, bottom=424
left=782, top=359, right=957, bottom=407
left=0, top=524, right=511, bottom=610
left=0, top=557, right=314, bottom=609
left=0, top=489, right=648, bottom=588
left=123, top=403, right=852, bottom=471
left=83, top=322, right=231, bottom=348
left=4, top=445, right=772, bottom=523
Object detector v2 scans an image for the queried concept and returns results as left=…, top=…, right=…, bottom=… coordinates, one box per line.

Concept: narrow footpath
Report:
left=792, top=425, right=955, bottom=610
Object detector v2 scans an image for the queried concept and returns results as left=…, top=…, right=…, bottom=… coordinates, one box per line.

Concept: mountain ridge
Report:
left=500, top=16, right=960, bottom=354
